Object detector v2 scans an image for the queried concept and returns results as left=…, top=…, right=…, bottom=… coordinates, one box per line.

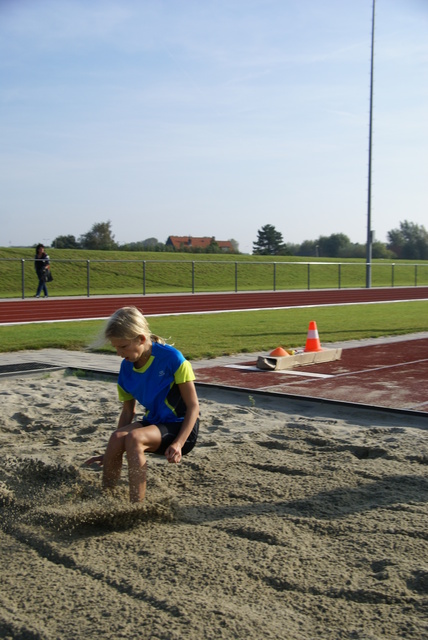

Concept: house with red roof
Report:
left=166, top=236, right=235, bottom=253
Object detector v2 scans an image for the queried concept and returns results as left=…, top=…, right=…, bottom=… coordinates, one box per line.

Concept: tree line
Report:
left=253, top=221, right=428, bottom=260
left=52, top=222, right=164, bottom=252
left=50, top=219, right=428, bottom=260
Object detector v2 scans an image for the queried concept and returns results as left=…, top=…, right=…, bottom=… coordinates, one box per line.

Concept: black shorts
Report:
left=139, top=418, right=199, bottom=456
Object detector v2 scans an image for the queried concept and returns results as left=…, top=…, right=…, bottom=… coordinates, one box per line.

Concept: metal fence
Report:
left=1, top=258, right=428, bottom=299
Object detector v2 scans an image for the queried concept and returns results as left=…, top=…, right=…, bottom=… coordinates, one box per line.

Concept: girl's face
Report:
left=110, top=336, right=147, bottom=364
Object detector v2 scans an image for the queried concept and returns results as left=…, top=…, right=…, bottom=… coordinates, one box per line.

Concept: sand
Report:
left=0, top=370, right=427, bottom=639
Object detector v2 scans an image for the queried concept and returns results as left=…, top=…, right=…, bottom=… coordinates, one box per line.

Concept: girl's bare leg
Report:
left=102, top=429, right=128, bottom=491
left=128, top=460, right=148, bottom=503
left=125, top=425, right=162, bottom=503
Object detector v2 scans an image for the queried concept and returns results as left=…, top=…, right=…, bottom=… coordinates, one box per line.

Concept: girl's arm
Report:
left=165, top=380, right=199, bottom=463
left=117, top=398, right=136, bottom=428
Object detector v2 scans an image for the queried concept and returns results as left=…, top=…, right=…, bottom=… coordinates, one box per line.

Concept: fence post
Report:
left=273, top=263, right=276, bottom=291
left=87, top=260, right=90, bottom=297
left=143, top=261, right=146, bottom=295
left=391, top=263, right=394, bottom=287
left=21, top=259, right=25, bottom=299
left=415, top=264, right=417, bottom=287
left=235, top=262, right=238, bottom=292
left=307, top=263, right=310, bottom=290
left=192, top=261, right=195, bottom=294
left=338, top=263, right=341, bottom=289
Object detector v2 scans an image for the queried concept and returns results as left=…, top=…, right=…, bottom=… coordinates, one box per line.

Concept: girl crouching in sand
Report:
left=85, top=307, right=199, bottom=503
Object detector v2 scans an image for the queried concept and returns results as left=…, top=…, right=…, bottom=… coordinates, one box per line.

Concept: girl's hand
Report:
left=84, top=455, right=104, bottom=467
left=165, top=443, right=182, bottom=464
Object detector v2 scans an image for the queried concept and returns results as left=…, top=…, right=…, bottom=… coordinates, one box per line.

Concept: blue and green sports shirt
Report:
left=117, top=341, right=195, bottom=424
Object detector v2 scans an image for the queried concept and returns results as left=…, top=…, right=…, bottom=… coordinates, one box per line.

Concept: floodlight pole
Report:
left=366, top=0, right=376, bottom=288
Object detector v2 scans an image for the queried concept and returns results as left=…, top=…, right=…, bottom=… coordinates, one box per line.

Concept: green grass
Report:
left=1, top=301, right=426, bottom=360
left=1, top=247, right=428, bottom=297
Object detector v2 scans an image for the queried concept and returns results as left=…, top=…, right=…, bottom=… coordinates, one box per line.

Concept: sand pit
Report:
left=0, top=370, right=427, bottom=639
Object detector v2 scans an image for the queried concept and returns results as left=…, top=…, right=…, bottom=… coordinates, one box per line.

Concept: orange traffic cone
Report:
left=304, top=321, right=322, bottom=352
left=270, top=347, right=289, bottom=357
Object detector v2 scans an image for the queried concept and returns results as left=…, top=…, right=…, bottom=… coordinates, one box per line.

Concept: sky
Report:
left=1, top=0, right=427, bottom=254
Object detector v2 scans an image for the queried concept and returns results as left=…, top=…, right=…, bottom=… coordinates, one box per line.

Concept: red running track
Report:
left=1, top=287, right=427, bottom=324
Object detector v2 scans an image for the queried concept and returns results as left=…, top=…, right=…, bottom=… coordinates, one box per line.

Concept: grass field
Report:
left=0, top=301, right=426, bottom=360
left=1, top=247, right=428, bottom=297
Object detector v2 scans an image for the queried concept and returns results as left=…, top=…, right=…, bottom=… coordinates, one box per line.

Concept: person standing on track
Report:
left=85, top=306, right=200, bottom=503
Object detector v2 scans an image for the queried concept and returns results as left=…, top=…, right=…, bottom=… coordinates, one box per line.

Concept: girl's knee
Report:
left=108, top=428, right=128, bottom=452
left=125, top=429, right=145, bottom=452
left=109, top=429, right=121, bottom=444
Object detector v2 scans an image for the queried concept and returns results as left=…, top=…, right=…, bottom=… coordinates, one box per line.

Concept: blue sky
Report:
left=1, top=0, right=427, bottom=254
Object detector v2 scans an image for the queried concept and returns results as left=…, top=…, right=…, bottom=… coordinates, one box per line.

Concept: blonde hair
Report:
left=104, top=307, right=165, bottom=344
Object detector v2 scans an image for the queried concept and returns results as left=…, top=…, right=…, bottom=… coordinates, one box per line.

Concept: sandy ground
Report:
left=0, top=370, right=427, bottom=640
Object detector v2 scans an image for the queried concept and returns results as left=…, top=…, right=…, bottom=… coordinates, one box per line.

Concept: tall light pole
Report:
left=366, top=0, right=376, bottom=288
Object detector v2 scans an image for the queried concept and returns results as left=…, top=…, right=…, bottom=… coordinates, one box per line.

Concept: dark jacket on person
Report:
left=35, top=251, right=50, bottom=279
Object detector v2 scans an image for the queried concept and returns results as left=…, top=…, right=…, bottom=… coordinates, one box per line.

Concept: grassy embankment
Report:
left=1, top=247, right=428, bottom=297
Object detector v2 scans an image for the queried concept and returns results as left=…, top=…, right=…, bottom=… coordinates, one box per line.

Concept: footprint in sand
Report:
left=11, top=411, right=34, bottom=427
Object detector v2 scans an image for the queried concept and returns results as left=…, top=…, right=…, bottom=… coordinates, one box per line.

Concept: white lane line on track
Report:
left=225, top=364, right=333, bottom=378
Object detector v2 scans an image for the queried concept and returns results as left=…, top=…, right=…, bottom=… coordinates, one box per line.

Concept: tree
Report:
left=371, top=241, right=394, bottom=259
left=206, top=239, right=220, bottom=254
left=296, top=240, right=318, bottom=257
left=79, top=221, right=117, bottom=250
left=229, top=238, right=239, bottom=253
left=119, top=238, right=164, bottom=251
left=253, top=224, right=285, bottom=255
left=387, top=220, right=428, bottom=259
left=51, top=235, right=79, bottom=249
left=317, top=233, right=351, bottom=258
